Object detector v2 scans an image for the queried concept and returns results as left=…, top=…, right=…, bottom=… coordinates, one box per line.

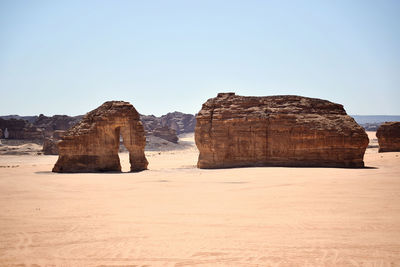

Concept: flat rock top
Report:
left=379, top=121, right=400, bottom=128
left=377, top=121, right=400, bottom=136
left=198, top=93, right=347, bottom=119
left=196, top=93, right=365, bottom=134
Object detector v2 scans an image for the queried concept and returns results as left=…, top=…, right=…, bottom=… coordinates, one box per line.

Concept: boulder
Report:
left=152, top=126, right=178, bottom=143
left=376, top=122, right=400, bottom=152
left=53, top=101, right=148, bottom=172
left=195, top=93, right=369, bottom=168
left=42, top=130, right=66, bottom=155
left=42, top=138, right=59, bottom=155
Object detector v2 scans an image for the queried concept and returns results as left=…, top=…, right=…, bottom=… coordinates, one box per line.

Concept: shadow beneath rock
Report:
left=363, top=166, right=379, bottom=169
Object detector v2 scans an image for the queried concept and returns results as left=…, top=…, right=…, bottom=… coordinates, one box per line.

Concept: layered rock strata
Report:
left=376, top=122, right=400, bottom=152
left=33, top=114, right=82, bottom=138
left=195, top=93, right=369, bottom=168
left=0, top=118, right=44, bottom=140
left=53, top=101, right=148, bottom=172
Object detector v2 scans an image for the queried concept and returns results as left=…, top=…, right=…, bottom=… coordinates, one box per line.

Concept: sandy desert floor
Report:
left=0, top=133, right=400, bottom=266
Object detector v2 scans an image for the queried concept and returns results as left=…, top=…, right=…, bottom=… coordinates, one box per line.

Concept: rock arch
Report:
left=53, top=101, right=148, bottom=172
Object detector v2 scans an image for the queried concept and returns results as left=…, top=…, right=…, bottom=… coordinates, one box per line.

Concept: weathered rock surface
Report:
left=33, top=114, right=82, bottom=138
left=195, top=93, right=369, bottom=168
left=53, top=101, right=148, bottom=172
left=0, top=118, right=44, bottom=140
left=42, top=130, right=66, bottom=155
left=160, top=112, right=196, bottom=134
left=42, top=138, right=59, bottom=155
left=140, top=112, right=195, bottom=136
left=376, top=122, right=400, bottom=152
left=152, top=126, right=178, bottom=143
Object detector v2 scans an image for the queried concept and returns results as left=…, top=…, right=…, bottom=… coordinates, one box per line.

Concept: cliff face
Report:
left=195, top=93, right=369, bottom=168
left=53, top=101, right=148, bottom=173
left=0, top=118, right=44, bottom=140
left=376, top=122, right=400, bottom=152
left=33, top=114, right=82, bottom=138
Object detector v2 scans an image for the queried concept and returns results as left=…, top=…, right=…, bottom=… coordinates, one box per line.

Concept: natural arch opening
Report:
left=52, top=101, right=148, bottom=173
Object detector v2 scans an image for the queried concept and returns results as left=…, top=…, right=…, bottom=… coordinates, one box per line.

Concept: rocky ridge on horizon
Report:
left=0, top=111, right=196, bottom=154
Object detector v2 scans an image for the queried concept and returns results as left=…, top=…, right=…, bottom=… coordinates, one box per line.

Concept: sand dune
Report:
left=0, top=133, right=399, bottom=266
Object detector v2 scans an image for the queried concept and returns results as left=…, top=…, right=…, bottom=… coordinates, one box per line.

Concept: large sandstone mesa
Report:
left=53, top=101, right=148, bottom=172
left=376, top=122, right=400, bottom=152
left=195, top=93, right=369, bottom=168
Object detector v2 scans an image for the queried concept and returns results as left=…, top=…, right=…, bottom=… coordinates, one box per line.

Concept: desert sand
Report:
left=0, top=132, right=399, bottom=266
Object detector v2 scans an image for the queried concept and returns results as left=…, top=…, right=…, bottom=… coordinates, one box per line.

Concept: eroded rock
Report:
left=376, top=122, right=400, bottom=152
left=195, top=93, right=369, bottom=168
left=33, top=114, right=82, bottom=138
left=0, top=118, right=44, bottom=140
left=43, top=138, right=59, bottom=155
left=53, top=101, right=148, bottom=172
left=152, top=126, right=178, bottom=143
left=42, top=130, right=66, bottom=155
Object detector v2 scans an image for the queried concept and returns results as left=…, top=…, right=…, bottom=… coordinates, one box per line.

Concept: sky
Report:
left=0, top=0, right=399, bottom=116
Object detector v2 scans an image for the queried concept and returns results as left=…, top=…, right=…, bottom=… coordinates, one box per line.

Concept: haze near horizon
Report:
left=1, top=0, right=399, bottom=116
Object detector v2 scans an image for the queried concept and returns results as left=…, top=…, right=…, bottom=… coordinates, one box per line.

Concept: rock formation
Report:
left=0, top=118, right=44, bottom=140
left=33, top=114, right=82, bottom=138
left=53, top=101, right=148, bottom=172
left=152, top=126, right=178, bottom=143
left=42, top=130, right=66, bottom=155
left=376, top=122, right=400, bottom=152
left=195, top=93, right=369, bottom=168
left=42, top=138, right=59, bottom=155
left=140, top=112, right=195, bottom=136
left=160, top=112, right=196, bottom=134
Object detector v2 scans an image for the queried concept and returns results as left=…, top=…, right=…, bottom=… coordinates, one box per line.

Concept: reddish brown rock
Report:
left=53, top=101, right=148, bottom=172
left=195, top=93, right=369, bottom=168
left=376, top=122, right=400, bottom=152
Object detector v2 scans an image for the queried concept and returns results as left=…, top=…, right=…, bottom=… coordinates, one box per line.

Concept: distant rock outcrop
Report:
left=53, top=101, right=148, bottom=172
left=152, top=126, right=178, bottom=143
left=195, top=93, right=369, bottom=168
left=140, top=112, right=195, bottom=134
left=42, top=130, right=66, bottom=155
left=376, top=122, right=400, bottom=152
left=0, top=118, right=44, bottom=140
left=42, top=138, right=59, bottom=155
left=33, top=114, right=82, bottom=138
left=160, top=112, right=196, bottom=134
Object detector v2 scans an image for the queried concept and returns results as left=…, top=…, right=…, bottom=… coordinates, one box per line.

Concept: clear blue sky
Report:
left=1, top=0, right=399, bottom=116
